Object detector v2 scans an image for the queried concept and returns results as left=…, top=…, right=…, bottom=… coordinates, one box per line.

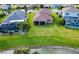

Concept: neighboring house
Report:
left=1, top=4, right=12, bottom=14
left=26, top=4, right=32, bottom=7
left=52, top=4, right=60, bottom=9
left=60, top=4, right=74, bottom=8
left=0, top=9, right=27, bottom=33
left=43, top=4, right=51, bottom=8
left=27, top=9, right=33, bottom=14
left=18, top=4, right=26, bottom=8
left=1, top=4, right=12, bottom=10
left=33, top=9, right=53, bottom=25
left=57, top=5, right=74, bottom=17
left=62, top=7, right=79, bottom=28
left=28, top=5, right=36, bottom=9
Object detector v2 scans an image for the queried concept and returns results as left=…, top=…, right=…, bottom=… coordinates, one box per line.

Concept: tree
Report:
left=58, top=5, right=63, bottom=10
left=17, top=22, right=31, bottom=32
left=40, top=4, right=44, bottom=8
left=24, top=6, right=28, bottom=12
left=32, top=51, right=40, bottom=54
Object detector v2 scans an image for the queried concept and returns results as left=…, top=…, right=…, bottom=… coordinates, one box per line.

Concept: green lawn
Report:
left=27, top=12, right=79, bottom=40
left=0, top=15, right=8, bottom=23
left=0, top=10, right=79, bottom=51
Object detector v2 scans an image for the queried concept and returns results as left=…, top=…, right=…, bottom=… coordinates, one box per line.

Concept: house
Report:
left=1, top=4, right=12, bottom=10
left=43, top=4, right=51, bottom=8
left=27, top=9, right=33, bottom=14
left=62, top=7, right=79, bottom=28
left=56, top=5, right=74, bottom=17
left=60, top=4, right=74, bottom=8
left=33, top=9, right=53, bottom=25
left=1, top=4, right=12, bottom=14
left=0, top=9, right=27, bottom=33
left=28, top=5, right=36, bottom=10
left=52, top=4, right=60, bottom=9
left=18, top=4, right=26, bottom=9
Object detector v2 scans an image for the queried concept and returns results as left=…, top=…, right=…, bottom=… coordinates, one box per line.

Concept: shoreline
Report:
left=0, top=46, right=79, bottom=54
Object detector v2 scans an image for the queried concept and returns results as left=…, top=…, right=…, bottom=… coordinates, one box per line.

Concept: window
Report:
left=78, top=20, right=79, bottom=23
left=66, top=20, right=71, bottom=24
left=66, top=13, right=69, bottom=15
left=47, top=19, right=52, bottom=23
left=74, top=20, right=77, bottom=22
left=71, top=19, right=76, bottom=23
left=74, top=19, right=78, bottom=23
left=77, top=14, right=79, bottom=16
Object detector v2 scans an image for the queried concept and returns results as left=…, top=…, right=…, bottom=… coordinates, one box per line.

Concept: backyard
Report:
left=0, top=10, right=79, bottom=51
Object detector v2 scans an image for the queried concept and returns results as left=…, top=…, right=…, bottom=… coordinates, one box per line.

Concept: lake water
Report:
left=0, top=46, right=79, bottom=54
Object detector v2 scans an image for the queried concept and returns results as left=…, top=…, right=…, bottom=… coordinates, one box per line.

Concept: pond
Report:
left=0, top=46, right=79, bottom=54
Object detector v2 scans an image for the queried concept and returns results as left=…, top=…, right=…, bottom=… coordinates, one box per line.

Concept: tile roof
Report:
left=34, top=13, right=52, bottom=21
left=34, top=9, right=52, bottom=21
left=39, top=9, right=52, bottom=15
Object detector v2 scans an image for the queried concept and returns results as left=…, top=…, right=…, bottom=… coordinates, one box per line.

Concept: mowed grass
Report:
left=27, top=12, right=79, bottom=40
left=0, top=10, right=79, bottom=51
left=0, top=15, right=8, bottom=23
left=0, top=35, right=79, bottom=50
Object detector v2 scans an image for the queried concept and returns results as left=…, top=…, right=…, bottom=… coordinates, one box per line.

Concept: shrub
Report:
left=40, top=4, right=44, bottom=8
left=14, top=47, right=30, bottom=54
left=17, top=23, right=31, bottom=32
left=32, top=51, right=40, bottom=54
left=60, top=20, right=65, bottom=26
left=58, top=5, right=63, bottom=10
left=0, top=14, right=5, bottom=17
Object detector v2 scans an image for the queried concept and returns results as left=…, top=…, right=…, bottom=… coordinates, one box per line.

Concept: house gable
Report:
left=62, top=7, right=79, bottom=17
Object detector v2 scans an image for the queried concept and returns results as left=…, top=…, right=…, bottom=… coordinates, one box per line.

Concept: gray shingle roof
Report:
left=62, top=7, right=79, bottom=13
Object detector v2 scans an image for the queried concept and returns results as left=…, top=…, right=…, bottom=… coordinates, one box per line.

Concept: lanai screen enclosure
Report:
left=0, top=9, right=26, bottom=33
